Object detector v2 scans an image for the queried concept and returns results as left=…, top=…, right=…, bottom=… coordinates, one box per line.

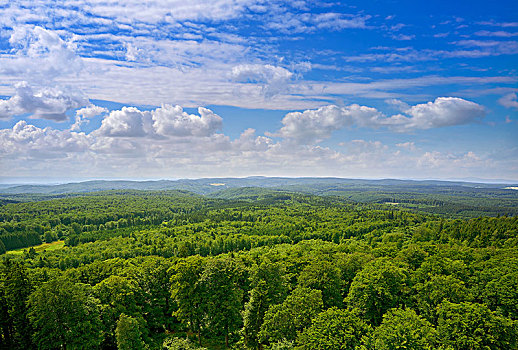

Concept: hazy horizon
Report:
left=1, top=175, right=517, bottom=186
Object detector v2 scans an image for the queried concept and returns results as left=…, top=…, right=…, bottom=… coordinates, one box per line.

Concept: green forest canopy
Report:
left=0, top=188, right=517, bottom=349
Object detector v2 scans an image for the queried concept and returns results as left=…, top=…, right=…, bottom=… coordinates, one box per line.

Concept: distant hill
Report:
left=0, top=177, right=515, bottom=196
left=1, top=177, right=518, bottom=217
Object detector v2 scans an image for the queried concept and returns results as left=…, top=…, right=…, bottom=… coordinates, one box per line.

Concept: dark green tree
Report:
left=124, top=256, right=173, bottom=331
left=0, top=259, right=34, bottom=349
left=27, top=278, right=103, bottom=349
left=94, top=275, right=145, bottom=347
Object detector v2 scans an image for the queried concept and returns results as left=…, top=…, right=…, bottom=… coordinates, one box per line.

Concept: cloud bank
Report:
left=0, top=97, right=508, bottom=180
left=273, top=97, right=486, bottom=144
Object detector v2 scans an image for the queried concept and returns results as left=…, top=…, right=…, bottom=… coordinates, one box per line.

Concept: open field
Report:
left=4, top=240, right=65, bottom=255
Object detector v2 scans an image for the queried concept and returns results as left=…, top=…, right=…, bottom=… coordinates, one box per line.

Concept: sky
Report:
left=0, top=0, right=517, bottom=182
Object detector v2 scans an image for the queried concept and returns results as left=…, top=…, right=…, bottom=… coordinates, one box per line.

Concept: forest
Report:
left=1, top=187, right=517, bottom=349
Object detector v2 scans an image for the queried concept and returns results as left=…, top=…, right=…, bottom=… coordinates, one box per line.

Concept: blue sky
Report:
left=0, top=0, right=517, bottom=182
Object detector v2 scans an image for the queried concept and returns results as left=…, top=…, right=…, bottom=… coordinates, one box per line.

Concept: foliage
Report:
left=116, top=313, right=146, bottom=350
left=346, top=259, right=409, bottom=325
left=437, top=301, right=517, bottom=350
left=27, top=277, right=103, bottom=349
left=0, top=259, right=34, bottom=348
left=200, top=257, right=244, bottom=346
left=297, top=260, right=343, bottom=308
left=297, top=307, right=370, bottom=350
left=243, top=260, right=287, bottom=349
left=369, top=308, right=437, bottom=350
left=163, top=337, right=208, bottom=350
left=0, top=190, right=516, bottom=349
left=259, top=287, right=323, bottom=344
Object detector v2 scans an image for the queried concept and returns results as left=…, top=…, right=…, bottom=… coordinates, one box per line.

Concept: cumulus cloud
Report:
left=93, top=104, right=223, bottom=138
left=0, top=116, right=510, bottom=180
left=231, top=64, right=294, bottom=98
left=71, top=104, right=108, bottom=131
left=271, top=97, right=486, bottom=144
left=0, top=82, right=88, bottom=121
left=417, top=150, right=484, bottom=169
left=94, top=107, right=151, bottom=137
left=0, top=120, right=89, bottom=158
left=386, top=97, right=486, bottom=131
left=232, top=128, right=273, bottom=152
left=76, top=105, right=109, bottom=119
left=498, top=92, right=518, bottom=109
left=271, top=104, right=382, bottom=144
left=152, top=105, right=222, bottom=137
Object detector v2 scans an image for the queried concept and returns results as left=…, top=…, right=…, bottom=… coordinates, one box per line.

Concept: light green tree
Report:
left=171, top=256, right=207, bottom=346
left=201, top=258, right=244, bottom=347
left=370, top=308, right=436, bottom=350
left=297, top=307, right=370, bottom=350
left=115, top=313, right=146, bottom=350
left=259, top=287, right=322, bottom=345
left=243, top=259, right=287, bottom=350
left=297, top=260, right=343, bottom=308
left=437, top=301, right=517, bottom=350
left=346, top=259, right=409, bottom=325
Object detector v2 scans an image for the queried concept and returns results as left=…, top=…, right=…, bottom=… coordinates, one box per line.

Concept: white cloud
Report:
left=385, top=98, right=410, bottom=111
left=1, top=0, right=258, bottom=28
left=417, top=150, right=484, bottom=169
left=271, top=97, right=486, bottom=144
left=152, top=105, right=222, bottom=137
left=94, top=107, right=151, bottom=137
left=265, top=12, right=370, bottom=33
left=313, top=13, right=370, bottom=31
left=2, top=26, right=83, bottom=82
left=232, top=128, right=273, bottom=152
left=390, top=97, right=486, bottom=131
left=231, top=64, right=294, bottom=98
left=0, top=120, right=89, bottom=158
left=391, top=34, right=415, bottom=41
left=76, top=104, right=108, bottom=119
left=0, top=115, right=512, bottom=180
left=0, top=82, right=88, bottom=121
left=0, top=24, right=513, bottom=111
left=71, top=104, right=108, bottom=131
left=477, top=21, right=518, bottom=28
left=271, top=104, right=381, bottom=144
left=498, top=92, right=518, bottom=109
left=396, top=142, right=416, bottom=150
left=92, top=104, right=223, bottom=138
left=344, top=41, right=518, bottom=63
left=475, top=30, right=518, bottom=37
